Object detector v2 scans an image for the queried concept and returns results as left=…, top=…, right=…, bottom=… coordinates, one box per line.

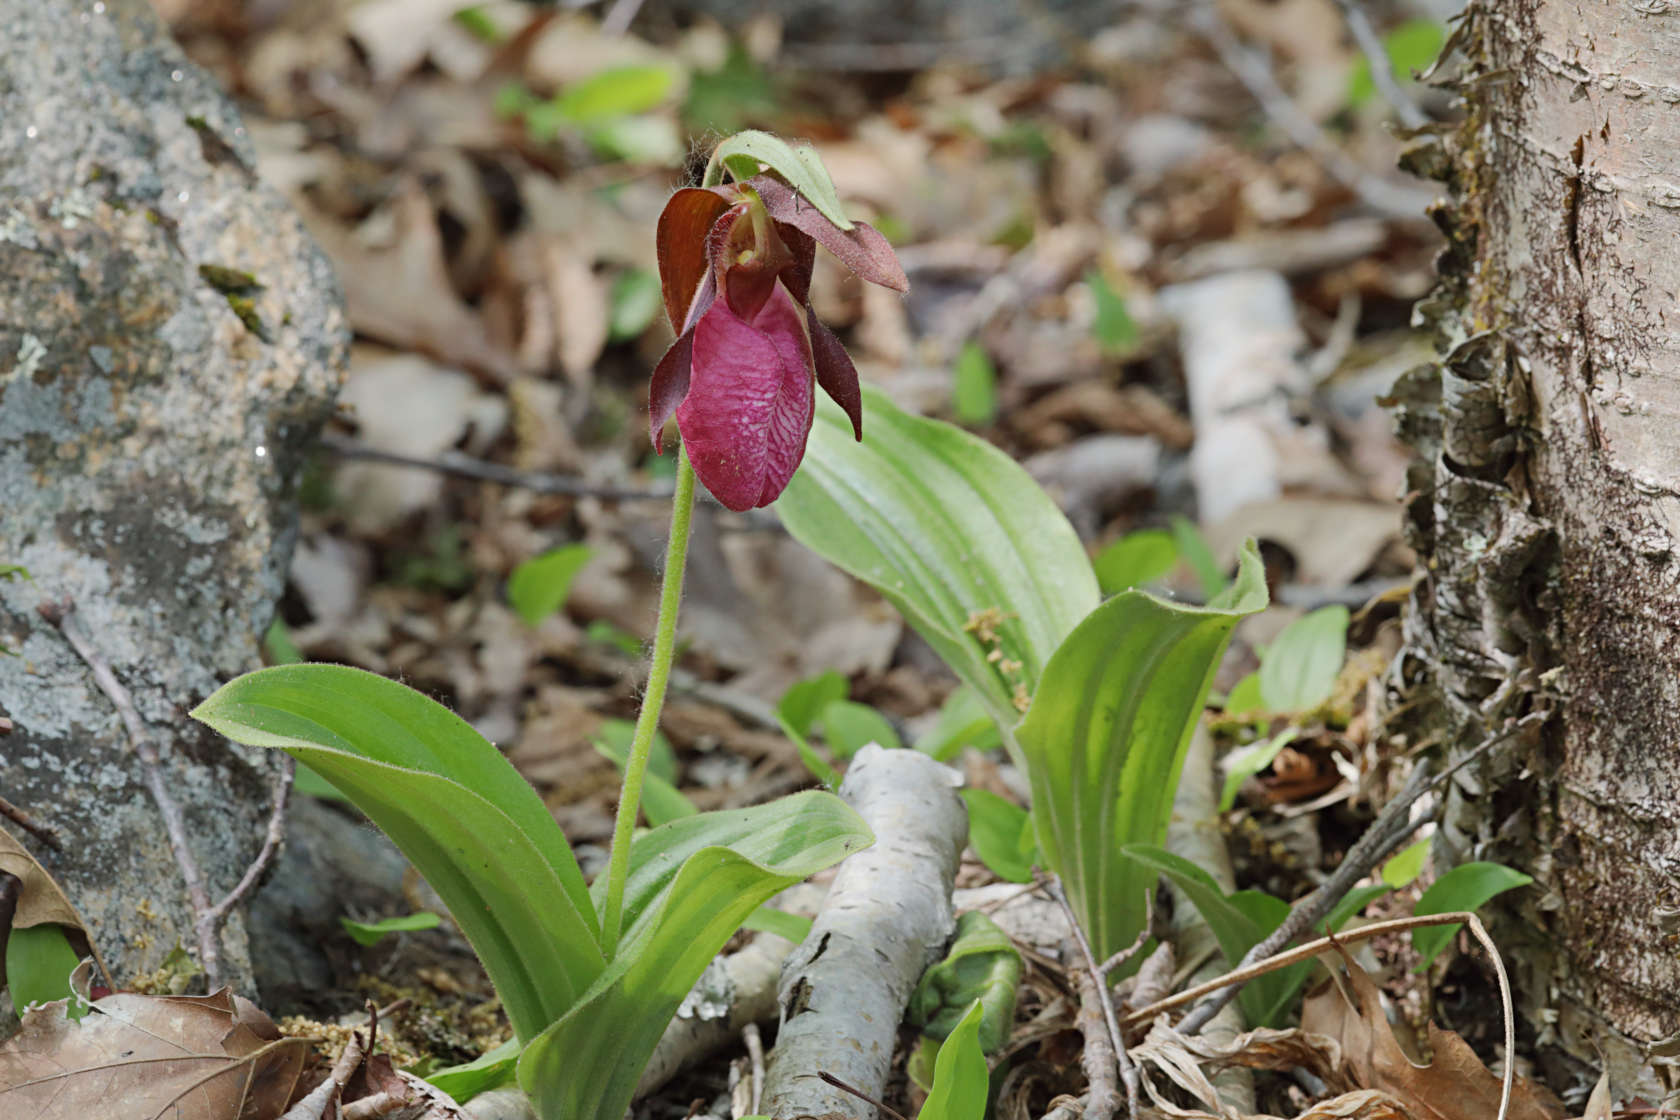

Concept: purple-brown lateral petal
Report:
left=807, top=310, right=863, bottom=442
left=677, top=282, right=816, bottom=511
left=656, top=188, right=732, bottom=333
left=750, top=176, right=909, bottom=293
left=648, top=328, right=694, bottom=453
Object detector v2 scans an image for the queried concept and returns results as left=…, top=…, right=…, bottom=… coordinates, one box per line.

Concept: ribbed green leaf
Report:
left=522, top=794, right=872, bottom=1120
left=1020, top=544, right=1266, bottom=960
left=916, top=1000, right=989, bottom=1120
left=777, top=389, right=1099, bottom=745
left=191, top=664, right=601, bottom=1041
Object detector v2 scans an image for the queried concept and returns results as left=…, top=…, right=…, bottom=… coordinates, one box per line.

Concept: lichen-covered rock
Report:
left=0, top=0, right=347, bottom=990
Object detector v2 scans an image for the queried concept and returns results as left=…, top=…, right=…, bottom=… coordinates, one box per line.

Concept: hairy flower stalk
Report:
left=650, top=175, right=908, bottom=510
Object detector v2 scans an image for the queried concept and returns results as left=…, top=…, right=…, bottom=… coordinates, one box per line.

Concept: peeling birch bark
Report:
left=760, top=745, right=967, bottom=1119
left=1389, top=0, right=1680, bottom=1096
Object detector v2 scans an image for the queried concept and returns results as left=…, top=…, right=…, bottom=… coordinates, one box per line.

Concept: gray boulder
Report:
left=0, top=0, right=347, bottom=991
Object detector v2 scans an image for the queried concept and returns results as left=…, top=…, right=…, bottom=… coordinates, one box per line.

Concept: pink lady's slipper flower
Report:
left=649, top=175, right=908, bottom=511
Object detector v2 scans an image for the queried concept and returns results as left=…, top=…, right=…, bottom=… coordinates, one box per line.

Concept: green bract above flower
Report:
left=650, top=167, right=908, bottom=512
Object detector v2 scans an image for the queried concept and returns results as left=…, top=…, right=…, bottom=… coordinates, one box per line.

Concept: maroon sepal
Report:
left=649, top=328, right=694, bottom=452
left=808, top=309, right=863, bottom=442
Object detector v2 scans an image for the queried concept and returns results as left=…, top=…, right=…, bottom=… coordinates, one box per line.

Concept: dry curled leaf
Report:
left=0, top=828, right=111, bottom=990
left=0, top=988, right=308, bottom=1120
left=1299, top=952, right=1564, bottom=1120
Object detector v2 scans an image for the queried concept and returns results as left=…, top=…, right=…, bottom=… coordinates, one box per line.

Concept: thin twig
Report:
left=816, top=1071, right=913, bottom=1120
left=196, top=755, right=294, bottom=966
left=1176, top=716, right=1535, bottom=1034
left=1042, top=875, right=1138, bottom=1120
left=318, top=433, right=674, bottom=502
left=1332, top=0, right=1429, bottom=128
left=1188, top=2, right=1436, bottom=221
left=0, top=792, right=61, bottom=850
left=40, top=598, right=221, bottom=985
left=743, top=1022, right=765, bottom=1115
left=1125, top=910, right=1484, bottom=1026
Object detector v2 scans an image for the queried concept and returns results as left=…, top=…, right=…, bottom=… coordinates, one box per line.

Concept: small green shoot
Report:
left=508, top=544, right=593, bottom=626
left=952, top=342, right=998, bottom=427
left=1087, top=270, right=1139, bottom=352
left=1382, top=838, right=1431, bottom=888
left=1093, top=529, right=1177, bottom=595
left=340, top=912, right=443, bottom=947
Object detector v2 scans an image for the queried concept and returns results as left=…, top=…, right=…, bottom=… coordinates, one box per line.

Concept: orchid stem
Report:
left=600, top=444, right=697, bottom=957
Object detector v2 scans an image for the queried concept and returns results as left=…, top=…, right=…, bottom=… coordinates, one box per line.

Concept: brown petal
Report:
left=656, top=188, right=732, bottom=332
left=751, top=176, right=909, bottom=292
left=808, top=308, right=863, bottom=441
left=649, top=328, right=694, bottom=452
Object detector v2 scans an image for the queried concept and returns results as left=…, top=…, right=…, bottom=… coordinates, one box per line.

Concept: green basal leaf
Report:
left=1171, top=515, right=1227, bottom=601
left=1021, top=543, right=1266, bottom=962
left=1258, top=605, right=1348, bottom=714
left=908, top=911, right=1021, bottom=1053
left=959, top=789, right=1034, bottom=884
left=429, top=1037, right=520, bottom=1102
left=1094, top=529, right=1177, bottom=596
left=1124, top=845, right=1300, bottom=1027
left=1222, top=671, right=1265, bottom=717
left=1411, top=861, right=1533, bottom=968
left=703, top=130, right=854, bottom=230
left=819, top=699, right=901, bottom=757
left=340, top=911, right=443, bottom=947
left=916, top=1000, right=989, bottom=1120
left=778, top=714, right=841, bottom=789
left=952, top=341, right=998, bottom=427
left=608, top=268, right=663, bottom=342
left=1382, top=838, right=1431, bottom=888
left=778, top=387, right=1100, bottom=751
left=1324, top=883, right=1392, bottom=931
left=262, top=618, right=303, bottom=665
left=1218, top=728, right=1299, bottom=812
left=917, top=686, right=1001, bottom=762
left=521, top=796, right=872, bottom=1120
left=192, top=664, right=602, bottom=1042
left=5, top=925, right=82, bottom=1017
left=553, top=65, right=674, bottom=125
left=741, top=905, right=813, bottom=942
left=778, top=670, right=850, bottom=737
left=508, top=544, right=593, bottom=627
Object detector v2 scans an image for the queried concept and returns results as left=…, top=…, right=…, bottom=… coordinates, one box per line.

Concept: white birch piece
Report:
left=760, top=744, right=968, bottom=1119
left=1159, top=271, right=1338, bottom=525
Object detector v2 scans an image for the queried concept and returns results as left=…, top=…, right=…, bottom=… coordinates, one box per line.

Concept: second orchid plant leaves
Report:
left=780, top=389, right=1268, bottom=965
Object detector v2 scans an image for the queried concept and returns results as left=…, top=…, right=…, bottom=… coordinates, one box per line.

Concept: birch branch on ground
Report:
left=760, top=744, right=968, bottom=1119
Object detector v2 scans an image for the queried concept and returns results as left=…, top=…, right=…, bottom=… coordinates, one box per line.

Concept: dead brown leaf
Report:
left=302, top=181, right=518, bottom=384
left=1299, top=952, right=1564, bottom=1120
left=0, top=989, right=308, bottom=1120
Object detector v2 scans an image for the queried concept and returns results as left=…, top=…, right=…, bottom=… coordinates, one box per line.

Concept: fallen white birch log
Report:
left=760, top=744, right=968, bottom=1119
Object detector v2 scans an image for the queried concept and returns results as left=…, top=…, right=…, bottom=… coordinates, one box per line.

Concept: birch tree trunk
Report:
left=1392, top=0, right=1680, bottom=1098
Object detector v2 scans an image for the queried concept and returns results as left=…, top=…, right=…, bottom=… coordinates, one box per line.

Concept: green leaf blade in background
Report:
left=520, top=796, right=872, bottom=1120
left=917, top=686, right=1001, bottom=762
left=952, top=341, right=998, bottom=426
left=960, top=789, right=1034, bottom=884
left=191, top=664, right=603, bottom=1041
left=1411, top=861, right=1533, bottom=968
left=1258, top=605, right=1349, bottom=713
left=508, top=544, right=593, bottom=627
left=1020, top=543, right=1266, bottom=961
left=1093, top=529, right=1177, bottom=596
left=340, top=911, right=442, bottom=948
left=819, top=699, right=901, bottom=757
left=777, top=388, right=1100, bottom=744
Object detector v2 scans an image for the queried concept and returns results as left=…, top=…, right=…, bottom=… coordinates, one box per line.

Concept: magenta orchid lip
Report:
left=649, top=174, right=908, bottom=511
